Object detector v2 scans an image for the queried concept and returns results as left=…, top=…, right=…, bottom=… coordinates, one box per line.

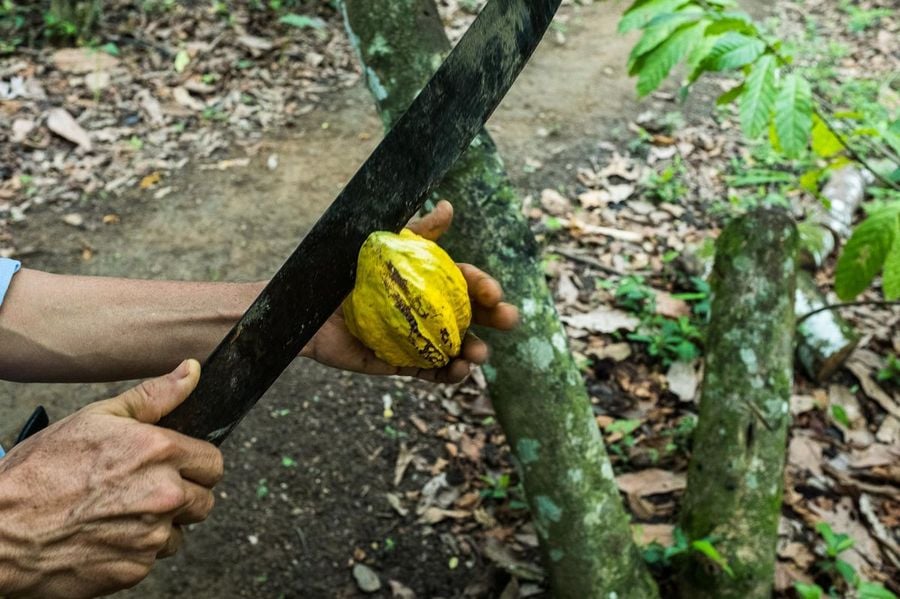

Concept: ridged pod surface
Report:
left=343, top=229, right=471, bottom=368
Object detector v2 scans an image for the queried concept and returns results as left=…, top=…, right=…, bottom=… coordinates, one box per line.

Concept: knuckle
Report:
left=143, top=525, right=171, bottom=551
left=209, top=449, right=225, bottom=484
left=108, top=561, right=152, bottom=589
left=152, top=482, right=187, bottom=514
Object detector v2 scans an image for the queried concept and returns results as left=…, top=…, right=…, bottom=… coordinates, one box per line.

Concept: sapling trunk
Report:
left=340, top=1, right=658, bottom=596
left=677, top=208, right=798, bottom=598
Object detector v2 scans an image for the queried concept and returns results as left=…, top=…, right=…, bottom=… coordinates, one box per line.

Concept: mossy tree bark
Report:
left=340, top=1, right=658, bottom=596
left=678, top=208, right=798, bottom=598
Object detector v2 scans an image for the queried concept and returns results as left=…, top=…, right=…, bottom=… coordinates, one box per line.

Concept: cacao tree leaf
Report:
left=684, top=30, right=720, bottom=84
left=628, top=8, right=703, bottom=68
left=636, top=22, right=704, bottom=96
left=835, top=203, right=900, bottom=300
left=619, top=0, right=691, bottom=33
left=739, top=54, right=776, bottom=138
left=883, top=231, right=900, bottom=300
left=705, top=12, right=756, bottom=35
left=716, top=82, right=744, bottom=105
left=811, top=114, right=844, bottom=158
left=703, top=32, right=765, bottom=71
left=774, top=73, right=813, bottom=157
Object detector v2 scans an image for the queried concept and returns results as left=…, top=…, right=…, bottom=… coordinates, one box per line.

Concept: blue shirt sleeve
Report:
left=0, top=257, right=21, bottom=308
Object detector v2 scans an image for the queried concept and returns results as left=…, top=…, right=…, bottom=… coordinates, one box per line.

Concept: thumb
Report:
left=101, top=359, right=201, bottom=424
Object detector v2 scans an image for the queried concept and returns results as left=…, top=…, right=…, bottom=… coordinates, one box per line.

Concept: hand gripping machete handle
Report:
left=158, top=0, right=562, bottom=445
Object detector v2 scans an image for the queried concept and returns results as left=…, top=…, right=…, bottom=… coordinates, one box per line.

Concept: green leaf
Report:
left=835, top=202, right=900, bottom=300
left=279, top=13, right=326, bottom=30
left=619, top=0, right=690, bottom=33
left=635, top=22, right=704, bottom=96
left=835, top=559, right=859, bottom=586
left=628, top=8, right=703, bottom=68
left=703, top=32, right=765, bottom=71
left=884, top=231, right=900, bottom=300
left=690, top=539, right=734, bottom=577
left=794, top=583, right=824, bottom=599
left=716, top=82, right=744, bottom=105
left=859, top=582, right=899, bottom=599
left=774, top=73, right=813, bottom=157
left=705, top=12, right=757, bottom=35
left=739, top=54, right=776, bottom=138
left=799, top=168, right=822, bottom=194
left=685, top=31, right=720, bottom=84
left=811, top=115, right=844, bottom=158
left=173, top=49, right=190, bottom=73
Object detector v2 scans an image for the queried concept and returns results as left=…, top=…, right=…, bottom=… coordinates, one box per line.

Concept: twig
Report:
left=550, top=247, right=633, bottom=277
left=797, top=300, right=900, bottom=325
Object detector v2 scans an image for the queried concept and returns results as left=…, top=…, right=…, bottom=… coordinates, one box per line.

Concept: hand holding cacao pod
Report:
left=343, top=229, right=472, bottom=369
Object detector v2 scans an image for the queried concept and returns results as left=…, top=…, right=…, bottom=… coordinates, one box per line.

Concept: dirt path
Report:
left=1, top=3, right=654, bottom=597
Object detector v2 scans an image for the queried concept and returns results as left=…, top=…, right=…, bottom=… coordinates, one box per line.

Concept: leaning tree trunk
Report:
left=794, top=166, right=866, bottom=381
left=340, top=1, right=658, bottom=597
left=678, top=208, right=798, bottom=598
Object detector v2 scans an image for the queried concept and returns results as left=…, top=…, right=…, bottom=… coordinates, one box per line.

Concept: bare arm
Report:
left=0, top=202, right=517, bottom=385
left=0, top=269, right=263, bottom=383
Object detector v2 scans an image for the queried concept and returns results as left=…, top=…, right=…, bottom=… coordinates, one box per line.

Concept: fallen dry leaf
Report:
left=172, top=86, right=205, bottom=111
left=586, top=341, right=632, bottom=362
left=654, top=290, right=691, bottom=319
left=52, top=47, right=119, bottom=73
left=577, top=189, right=611, bottom=209
left=540, top=188, right=570, bottom=216
left=847, top=360, right=900, bottom=419
left=616, top=469, right=686, bottom=496
left=139, top=172, right=162, bottom=189
left=560, top=307, right=640, bottom=333
left=556, top=271, right=580, bottom=305
left=666, top=360, right=699, bottom=402
left=848, top=444, right=900, bottom=469
left=11, top=118, right=35, bottom=143
left=788, top=433, right=824, bottom=478
left=46, top=108, right=92, bottom=150
left=417, top=507, right=469, bottom=524
left=62, top=213, right=84, bottom=227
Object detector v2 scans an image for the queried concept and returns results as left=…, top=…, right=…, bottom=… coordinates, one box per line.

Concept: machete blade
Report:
left=159, top=0, right=562, bottom=444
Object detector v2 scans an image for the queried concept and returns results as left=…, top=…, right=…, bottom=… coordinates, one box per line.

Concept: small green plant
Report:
left=795, top=523, right=898, bottom=599
left=644, top=157, right=688, bottom=204
left=614, top=275, right=656, bottom=314
left=630, top=315, right=702, bottom=366
left=878, top=353, right=900, bottom=385
left=604, top=418, right=642, bottom=457
left=479, top=473, right=527, bottom=510
left=838, top=1, right=894, bottom=33
left=641, top=526, right=733, bottom=577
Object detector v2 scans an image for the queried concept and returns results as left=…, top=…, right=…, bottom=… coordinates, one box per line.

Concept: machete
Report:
left=156, top=0, right=562, bottom=444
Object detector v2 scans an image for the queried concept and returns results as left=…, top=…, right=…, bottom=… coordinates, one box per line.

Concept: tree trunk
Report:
left=340, top=1, right=658, bottom=596
left=678, top=208, right=798, bottom=598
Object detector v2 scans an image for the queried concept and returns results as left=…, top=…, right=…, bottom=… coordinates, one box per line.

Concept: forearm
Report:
left=0, top=269, right=265, bottom=383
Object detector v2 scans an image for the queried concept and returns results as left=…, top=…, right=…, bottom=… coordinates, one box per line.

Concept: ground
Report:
left=0, top=0, right=898, bottom=598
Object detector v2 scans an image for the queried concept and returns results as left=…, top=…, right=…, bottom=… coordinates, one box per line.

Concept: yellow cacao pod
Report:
left=343, top=228, right=471, bottom=369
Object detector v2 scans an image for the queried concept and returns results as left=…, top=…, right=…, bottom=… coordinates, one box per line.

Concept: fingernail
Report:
left=172, top=360, right=192, bottom=380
